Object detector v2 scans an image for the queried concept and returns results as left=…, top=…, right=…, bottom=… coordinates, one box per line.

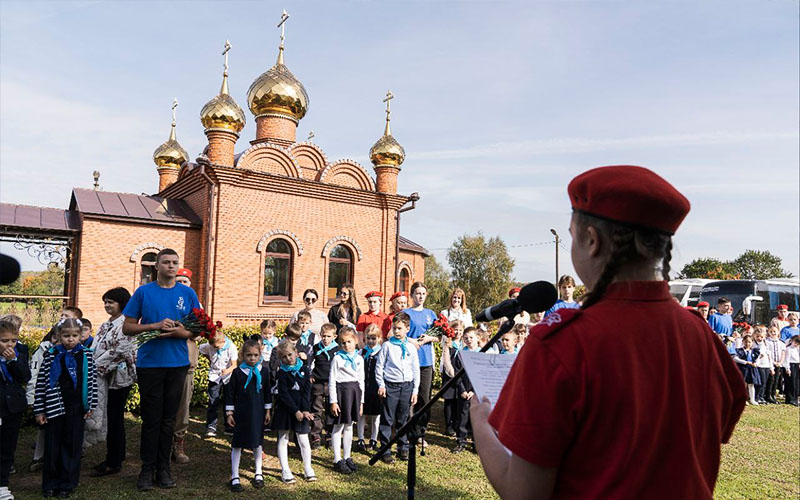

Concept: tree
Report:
left=447, top=232, right=515, bottom=314
left=731, top=250, right=794, bottom=280
left=677, top=258, right=738, bottom=280
left=423, top=255, right=451, bottom=314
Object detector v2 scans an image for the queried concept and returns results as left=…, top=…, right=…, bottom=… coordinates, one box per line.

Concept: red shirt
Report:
left=489, top=281, right=746, bottom=499
left=356, top=310, right=388, bottom=335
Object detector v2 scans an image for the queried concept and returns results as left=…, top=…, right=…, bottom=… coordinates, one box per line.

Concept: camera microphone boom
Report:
left=475, top=281, right=558, bottom=322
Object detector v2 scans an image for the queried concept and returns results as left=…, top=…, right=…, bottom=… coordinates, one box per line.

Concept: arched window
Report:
left=263, top=238, right=292, bottom=302
left=140, top=252, right=158, bottom=285
left=399, top=267, right=410, bottom=293
left=328, top=244, right=353, bottom=300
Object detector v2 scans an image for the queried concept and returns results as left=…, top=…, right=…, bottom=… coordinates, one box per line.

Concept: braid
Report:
left=581, top=227, right=634, bottom=309
left=661, top=239, right=673, bottom=281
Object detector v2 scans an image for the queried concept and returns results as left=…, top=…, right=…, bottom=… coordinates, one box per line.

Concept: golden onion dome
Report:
left=247, top=47, right=309, bottom=121
left=200, top=74, right=246, bottom=133
left=370, top=117, right=405, bottom=167
left=153, top=122, right=189, bottom=170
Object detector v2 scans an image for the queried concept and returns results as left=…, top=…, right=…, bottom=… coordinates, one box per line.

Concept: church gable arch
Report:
left=317, top=159, right=375, bottom=191
left=236, top=143, right=300, bottom=178
left=288, top=142, right=328, bottom=180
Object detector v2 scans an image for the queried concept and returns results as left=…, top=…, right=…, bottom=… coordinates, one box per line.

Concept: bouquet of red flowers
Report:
left=423, top=313, right=456, bottom=339
left=135, top=307, right=222, bottom=346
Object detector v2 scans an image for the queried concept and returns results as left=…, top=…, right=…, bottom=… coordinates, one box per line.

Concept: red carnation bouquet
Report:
left=135, top=307, right=222, bottom=346
left=423, top=313, right=456, bottom=339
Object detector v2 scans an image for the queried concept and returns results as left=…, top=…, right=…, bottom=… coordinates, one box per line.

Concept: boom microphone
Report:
left=475, top=281, right=558, bottom=322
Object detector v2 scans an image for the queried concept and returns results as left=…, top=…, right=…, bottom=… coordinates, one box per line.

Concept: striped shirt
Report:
left=33, top=348, right=97, bottom=420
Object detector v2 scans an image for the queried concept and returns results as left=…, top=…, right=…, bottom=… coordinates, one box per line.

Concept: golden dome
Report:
left=370, top=115, right=405, bottom=167
left=201, top=75, right=246, bottom=133
left=247, top=48, right=309, bottom=121
left=153, top=123, right=188, bottom=170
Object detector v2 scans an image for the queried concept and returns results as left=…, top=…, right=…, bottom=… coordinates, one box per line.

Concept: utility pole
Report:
left=550, top=228, right=559, bottom=284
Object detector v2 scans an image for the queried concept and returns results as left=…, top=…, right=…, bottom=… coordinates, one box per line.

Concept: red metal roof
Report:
left=399, top=235, right=430, bottom=257
left=69, top=188, right=201, bottom=227
left=0, top=203, right=80, bottom=233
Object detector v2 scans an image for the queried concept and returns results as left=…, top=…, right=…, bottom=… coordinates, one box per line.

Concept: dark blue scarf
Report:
left=49, top=344, right=84, bottom=389
left=279, top=358, right=304, bottom=377
left=0, top=345, right=19, bottom=382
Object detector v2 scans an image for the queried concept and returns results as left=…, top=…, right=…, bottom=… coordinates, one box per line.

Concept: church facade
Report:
left=0, top=28, right=427, bottom=324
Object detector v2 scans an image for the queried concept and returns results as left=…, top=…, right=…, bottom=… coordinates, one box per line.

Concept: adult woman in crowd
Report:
left=404, top=282, right=439, bottom=442
left=90, top=287, right=136, bottom=477
left=327, top=284, right=361, bottom=331
left=290, top=289, right=329, bottom=334
left=441, top=288, right=473, bottom=326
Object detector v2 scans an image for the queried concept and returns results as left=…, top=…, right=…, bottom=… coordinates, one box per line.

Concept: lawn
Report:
left=7, top=402, right=798, bottom=499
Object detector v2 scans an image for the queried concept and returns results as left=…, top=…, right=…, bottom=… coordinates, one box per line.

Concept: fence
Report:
left=0, top=294, right=68, bottom=328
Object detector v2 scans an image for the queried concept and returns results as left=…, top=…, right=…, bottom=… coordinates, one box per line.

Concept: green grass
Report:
left=7, top=402, right=798, bottom=499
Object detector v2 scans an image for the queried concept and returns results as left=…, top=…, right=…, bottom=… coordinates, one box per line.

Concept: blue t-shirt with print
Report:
left=780, top=326, right=799, bottom=343
left=123, top=281, right=201, bottom=368
left=403, top=308, right=438, bottom=367
left=708, top=312, right=733, bottom=337
left=544, top=299, right=581, bottom=318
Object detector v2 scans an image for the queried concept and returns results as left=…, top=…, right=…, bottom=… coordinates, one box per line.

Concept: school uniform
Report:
left=328, top=351, right=364, bottom=425
left=224, top=364, right=272, bottom=450
left=199, top=339, right=237, bottom=433
left=272, top=362, right=312, bottom=434
left=260, top=337, right=279, bottom=369
left=361, top=345, right=382, bottom=416
left=310, top=341, right=339, bottom=441
left=764, top=338, right=786, bottom=401
left=753, top=341, right=772, bottom=402
left=782, top=344, right=800, bottom=405
left=34, top=345, right=98, bottom=494
left=0, top=342, right=30, bottom=489
left=375, top=337, right=420, bottom=455
left=451, top=347, right=478, bottom=445
left=734, top=348, right=762, bottom=385
left=439, top=345, right=459, bottom=435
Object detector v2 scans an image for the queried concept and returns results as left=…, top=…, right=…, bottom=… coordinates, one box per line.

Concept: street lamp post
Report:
left=550, top=228, right=559, bottom=285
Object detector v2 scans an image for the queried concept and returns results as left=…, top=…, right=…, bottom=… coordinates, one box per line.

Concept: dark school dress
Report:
left=225, top=366, right=272, bottom=450
left=735, top=348, right=762, bottom=385
left=271, top=365, right=312, bottom=434
left=362, top=348, right=381, bottom=416
left=440, top=346, right=459, bottom=401
left=330, top=381, right=361, bottom=425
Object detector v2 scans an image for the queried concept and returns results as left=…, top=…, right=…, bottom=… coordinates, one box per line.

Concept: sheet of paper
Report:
left=458, top=350, right=517, bottom=409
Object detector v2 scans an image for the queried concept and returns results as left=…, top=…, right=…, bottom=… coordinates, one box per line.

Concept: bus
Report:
left=669, top=279, right=713, bottom=307
left=698, top=279, right=800, bottom=325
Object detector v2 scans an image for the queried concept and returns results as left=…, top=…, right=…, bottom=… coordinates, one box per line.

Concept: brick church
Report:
left=0, top=27, right=428, bottom=324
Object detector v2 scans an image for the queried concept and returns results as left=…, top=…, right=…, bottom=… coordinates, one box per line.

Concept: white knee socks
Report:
left=332, top=424, right=344, bottom=462
left=370, top=415, right=380, bottom=441
left=254, top=446, right=263, bottom=476
left=277, top=431, right=291, bottom=480
left=297, top=433, right=314, bottom=478
left=231, top=447, right=242, bottom=482
left=342, top=424, right=353, bottom=460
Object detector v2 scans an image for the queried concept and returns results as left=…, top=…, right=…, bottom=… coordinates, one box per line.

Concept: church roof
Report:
left=398, top=235, right=430, bottom=257
left=0, top=203, right=80, bottom=234
left=69, top=188, right=201, bottom=228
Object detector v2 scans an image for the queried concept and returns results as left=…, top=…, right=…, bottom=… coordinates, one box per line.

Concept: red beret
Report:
left=777, top=304, right=789, bottom=310
left=389, top=291, right=408, bottom=302
left=365, top=291, right=383, bottom=299
left=568, top=165, right=690, bottom=235
left=177, top=268, right=192, bottom=278
left=696, top=301, right=710, bottom=308
left=508, top=287, right=521, bottom=297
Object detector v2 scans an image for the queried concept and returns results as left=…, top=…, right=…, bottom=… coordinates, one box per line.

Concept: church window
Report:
left=263, top=239, right=292, bottom=302
left=399, top=267, right=410, bottom=293
left=328, top=245, right=352, bottom=300
left=140, top=252, right=158, bottom=285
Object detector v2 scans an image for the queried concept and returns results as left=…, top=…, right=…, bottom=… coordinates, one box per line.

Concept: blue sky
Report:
left=1, top=0, right=798, bottom=283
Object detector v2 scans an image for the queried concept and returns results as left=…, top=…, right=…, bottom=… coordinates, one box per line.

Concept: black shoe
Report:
left=9, top=464, right=15, bottom=474
left=380, top=453, right=394, bottom=464
left=451, top=443, right=465, bottom=454
left=310, top=438, right=321, bottom=450
left=42, top=490, right=55, bottom=498
left=229, top=478, right=243, bottom=492
left=251, top=474, right=264, bottom=489
left=136, top=468, right=154, bottom=492
left=156, top=468, right=177, bottom=489
left=446, top=427, right=456, bottom=437
left=354, top=439, right=366, bottom=452
left=369, top=439, right=378, bottom=451
left=345, top=457, right=358, bottom=472
left=334, top=460, right=353, bottom=474
left=90, top=463, right=121, bottom=477
left=57, top=490, right=71, bottom=499
left=397, top=449, right=409, bottom=461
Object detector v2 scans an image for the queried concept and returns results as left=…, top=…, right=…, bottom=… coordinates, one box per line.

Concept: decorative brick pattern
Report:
left=321, top=235, right=364, bottom=261
left=256, top=230, right=304, bottom=255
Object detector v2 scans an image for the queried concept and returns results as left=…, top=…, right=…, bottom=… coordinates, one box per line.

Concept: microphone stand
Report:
left=368, top=317, right=517, bottom=499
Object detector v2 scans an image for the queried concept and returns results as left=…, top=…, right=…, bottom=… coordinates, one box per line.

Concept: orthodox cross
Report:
left=383, top=90, right=394, bottom=122
left=222, top=39, right=231, bottom=75
left=277, top=10, right=289, bottom=47
left=307, top=130, right=315, bottom=142
left=171, top=98, right=178, bottom=126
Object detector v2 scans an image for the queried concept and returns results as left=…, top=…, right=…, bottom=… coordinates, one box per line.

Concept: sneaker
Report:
left=354, top=439, right=367, bottom=452
left=136, top=468, right=154, bottom=492
left=334, top=460, right=352, bottom=475
left=345, top=457, right=358, bottom=472
left=155, top=468, right=177, bottom=489
left=0, top=486, right=12, bottom=500
left=451, top=443, right=465, bottom=454
left=380, top=453, right=394, bottom=464
left=229, top=478, right=243, bottom=493
left=204, top=429, right=217, bottom=438
left=397, top=449, right=409, bottom=461
left=28, top=458, right=44, bottom=473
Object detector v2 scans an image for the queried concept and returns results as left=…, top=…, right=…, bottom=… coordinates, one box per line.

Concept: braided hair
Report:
left=576, top=212, right=673, bottom=309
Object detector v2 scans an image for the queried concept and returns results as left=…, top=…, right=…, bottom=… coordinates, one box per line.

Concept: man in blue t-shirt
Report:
left=123, top=248, right=200, bottom=491
left=707, top=297, right=733, bottom=337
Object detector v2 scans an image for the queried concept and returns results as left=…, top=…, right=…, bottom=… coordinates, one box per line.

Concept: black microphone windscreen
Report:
left=518, top=281, right=558, bottom=313
left=0, top=254, right=21, bottom=285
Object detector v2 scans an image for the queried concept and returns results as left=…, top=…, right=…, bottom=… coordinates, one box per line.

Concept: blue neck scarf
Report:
left=389, top=337, right=409, bottom=359
left=280, top=357, right=304, bottom=377
left=499, top=346, right=517, bottom=354
left=336, top=350, right=358, bottom=371
left=217, top=338, right=233, bottom=356
left=0, top=345, right=19, bottom=382
left=49, top=344, right=84, bottom=389
left=82, top=336, right=94, bottom=348
left=300, top=330, right=312, bottom=346
left=462, top=345, right=480, bottom=352
left=239, top=362, right=262, bottom=392
left=315, top=341, right=337, bottom=360
left=452, top=340, right=463, bottom=351
left=362, top=344, right=380, bottom=360
left=263, top=337, right=278, bottom=349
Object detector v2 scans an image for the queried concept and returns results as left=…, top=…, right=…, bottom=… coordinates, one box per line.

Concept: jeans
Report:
left=136, top=365, right=188, bottom=472
left=206, top=380, right=232, bottom=432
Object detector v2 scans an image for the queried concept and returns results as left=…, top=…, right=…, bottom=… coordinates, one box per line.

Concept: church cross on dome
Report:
left=171, top=98, right=178, bottom=127
left=222, top=40, right=231, bottom=76
left=278, top=10, right=289, bottom=48
left=382, top=90, right=394, bottom=136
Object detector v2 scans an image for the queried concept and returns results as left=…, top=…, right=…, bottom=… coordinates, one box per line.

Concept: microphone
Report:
left=0, top=253, right=20, bottom=285
left=475, top=281, right=558, bottom=322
